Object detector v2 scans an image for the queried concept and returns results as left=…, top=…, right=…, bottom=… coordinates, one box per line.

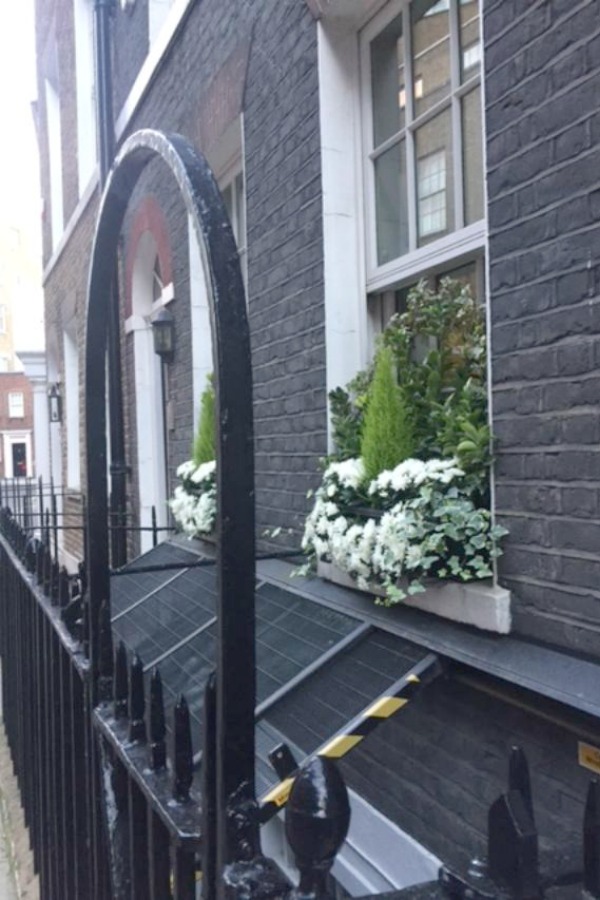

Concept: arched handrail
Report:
left=84, top=129, right=256, bottom=866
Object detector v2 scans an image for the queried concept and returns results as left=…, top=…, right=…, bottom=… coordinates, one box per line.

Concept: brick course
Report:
left=485, top=0, right=600, bottom=653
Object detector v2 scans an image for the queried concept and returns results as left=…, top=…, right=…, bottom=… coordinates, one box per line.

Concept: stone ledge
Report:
left=317, top=561, right=512, bottom=634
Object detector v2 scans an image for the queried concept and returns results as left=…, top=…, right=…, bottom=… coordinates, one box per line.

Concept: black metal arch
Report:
left=84, top=129, right=256, bottom=866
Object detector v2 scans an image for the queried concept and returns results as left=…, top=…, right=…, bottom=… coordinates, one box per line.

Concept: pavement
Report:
left=0, top=670, right=38, bottom=900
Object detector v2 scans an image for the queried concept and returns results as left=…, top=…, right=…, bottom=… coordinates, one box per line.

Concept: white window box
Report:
left=317, top=560, right=512, bottom=634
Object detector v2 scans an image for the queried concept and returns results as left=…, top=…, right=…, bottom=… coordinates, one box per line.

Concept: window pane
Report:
left=415, top=109, right=453, bottom=245
left=374, top=141, right=409, bottom=265
left=460, top=0, right=481, bottom=82
left=435, top=260, right=479, bottom=302
left=411, top=0, right=451, bottom=118
left=462, top=86, right=484, bottom=224
left=371, top=13, right=405, bottom=147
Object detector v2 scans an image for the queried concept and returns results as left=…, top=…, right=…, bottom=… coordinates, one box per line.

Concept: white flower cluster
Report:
left=169, top=459, right=217, bottom=537
left=302, top=457, right=502, bottom=602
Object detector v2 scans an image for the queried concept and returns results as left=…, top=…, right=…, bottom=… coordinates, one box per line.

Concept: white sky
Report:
left=0, top=0, right=45, bottom=352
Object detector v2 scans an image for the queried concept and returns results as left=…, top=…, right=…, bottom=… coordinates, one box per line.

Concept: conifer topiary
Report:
left=192, top=375, right=216, bottom=465
left=360, top=345, right=415, bottom=483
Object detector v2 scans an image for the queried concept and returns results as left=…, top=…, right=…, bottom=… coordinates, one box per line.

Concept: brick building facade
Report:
left=33, top=0, right=600, bottom=893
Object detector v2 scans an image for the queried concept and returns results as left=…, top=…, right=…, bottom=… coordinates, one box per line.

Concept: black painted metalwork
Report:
left=286, top=757, right=350, bottom=900
left=149, top=669, right=167, bottom=770
left=584, top=780, right=600, bottom=898
left=84, top=130, right=257, bottom=891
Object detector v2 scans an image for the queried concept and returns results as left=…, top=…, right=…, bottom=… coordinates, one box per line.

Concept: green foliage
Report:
left=327, top=277, right=492, bottom=484
left=360, top=346, right=415, bottom=483
left=192, top=375, right=216, bottom=465
left=329, top=368, right=371, bottom=460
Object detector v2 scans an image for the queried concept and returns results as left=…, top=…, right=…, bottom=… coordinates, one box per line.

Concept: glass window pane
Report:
left=411, top=0, right=451, bottom=118
left=435, top=260, right=479, bottom=302
left=374, top=141, right=409, bottom=265
left=462, top=86, right=484, bottom=224
left=415, top=109, right=453, bottom=246
left=371, top=13, right=405, bottom=147
left=460, top=0, right=481, bottom=82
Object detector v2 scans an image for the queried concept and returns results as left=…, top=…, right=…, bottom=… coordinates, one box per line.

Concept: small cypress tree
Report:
left=192, top=375, right=216, bottom=465
left=361, top=346, right=415, bottom=483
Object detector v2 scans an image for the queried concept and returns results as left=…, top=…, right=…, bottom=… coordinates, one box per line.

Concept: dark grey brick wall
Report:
left=42, top=0, right=324, bottom=557
left=485, top=0, right=600, bottom=654
left=111, top=0, right=325, bottom=552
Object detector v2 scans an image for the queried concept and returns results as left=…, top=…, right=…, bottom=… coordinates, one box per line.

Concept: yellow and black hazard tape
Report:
left=259, top=652, right=442, bottom=822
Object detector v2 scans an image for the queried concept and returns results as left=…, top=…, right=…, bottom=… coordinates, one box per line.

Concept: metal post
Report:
left=93, top=0, right=128, bottom=571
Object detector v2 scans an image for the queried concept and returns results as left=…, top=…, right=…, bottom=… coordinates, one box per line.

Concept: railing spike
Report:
left=509, top=745, right=535, bottom=824
left=173, top=694, right=193, bottom=802
left=488, top=789, right=538, bottom=898
left=114, top=641, right=128, bottom=719
left=584, top=779, right=600, bottom=897
left=285, top=756, right=350, bottom=899
left=35, top=540, right=44, bottom=585
left=128, top=654, right=145, bottom=742
left=98, top=600, right=113, bottom=702
left=58, top=566, right=71, bottom=607
left=81, top=596, right=90, bottom=658
left=149, top=668, right=166, bottom=770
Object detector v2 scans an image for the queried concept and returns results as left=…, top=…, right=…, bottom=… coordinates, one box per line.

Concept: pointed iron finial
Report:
left=114, top=642, right=128, bottom=719
left=78, top=561, right=88, bottom=599
left=35, top=540, right=44, bottom=585
left=58, top=567, right=70, bottom=608
left=509, top=745, right=535, bottom=824
left=149, top=669, right=166, bottom=770
left=173, top=695, right=193, bottom=802
left=128, top=654, right=145, bottom=742
left=98, top=600, right=114, bottom=702
left=286, top=756, right=350, bottom=899
left=584, top=779, right=600, bottom=897
left=81, top=596, right=90, bottom=658
left=488, top=789, right=538, bottom=898
left=50, top=560, right=60, bottom=605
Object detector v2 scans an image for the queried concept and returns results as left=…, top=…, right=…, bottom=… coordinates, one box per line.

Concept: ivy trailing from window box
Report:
left=301, top=278, right=506, bottom=602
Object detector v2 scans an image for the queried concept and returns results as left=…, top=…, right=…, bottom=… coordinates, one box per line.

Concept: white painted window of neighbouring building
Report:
left=45, top=78, right=64, bottom=250
left=64, top=329, right=81, bottom=489
left=148, top=0, right=177, bottom=45
left=73, top=0, right=98, bottom=195
left=8, top=393, right=24, bottom=419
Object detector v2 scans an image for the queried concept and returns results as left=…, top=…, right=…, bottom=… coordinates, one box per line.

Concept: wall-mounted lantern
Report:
left=48, top=383, right=62, bottom=424
left=151, top=308, right=175, bottom=363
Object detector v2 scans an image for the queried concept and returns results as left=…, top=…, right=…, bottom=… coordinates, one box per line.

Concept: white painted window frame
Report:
left=8, top=393, right=24, bottom=419
left=45, top=78, right=64, bottom=250
left=360, top=0, right=485, bottom=295
left=73, top=0, right=98, bottom=196
left=63, top=328, right=81, bottom=489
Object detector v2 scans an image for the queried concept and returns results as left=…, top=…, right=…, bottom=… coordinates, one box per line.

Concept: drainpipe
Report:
left=94, top=0, right=128, bottom=567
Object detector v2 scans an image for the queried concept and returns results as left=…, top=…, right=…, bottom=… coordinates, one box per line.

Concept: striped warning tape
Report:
left=259, top=652, right=442, bottom=822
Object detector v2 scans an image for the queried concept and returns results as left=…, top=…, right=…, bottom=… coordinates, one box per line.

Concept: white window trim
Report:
left=2, top=432, right=32, bottom=479
left=43, top=0, right=196, bottom=284
left=8, top=393, right=24, bottom=419
left=360, top=0, right=485, bottom=289
left=45, top=78, right=65, bottom=250
left=73, top=0, right=98, bottom=196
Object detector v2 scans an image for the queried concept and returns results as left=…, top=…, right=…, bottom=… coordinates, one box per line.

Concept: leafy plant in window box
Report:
left=301, top=278, right=507, bottom=605
left=169, top=375, right=217, bottom=538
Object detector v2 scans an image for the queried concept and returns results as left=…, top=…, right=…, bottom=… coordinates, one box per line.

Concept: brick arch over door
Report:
left=125, top=195, right=173, bottom=318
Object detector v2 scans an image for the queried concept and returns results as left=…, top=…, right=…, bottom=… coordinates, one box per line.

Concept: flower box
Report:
left=317, top=560, right=511, bottom=634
